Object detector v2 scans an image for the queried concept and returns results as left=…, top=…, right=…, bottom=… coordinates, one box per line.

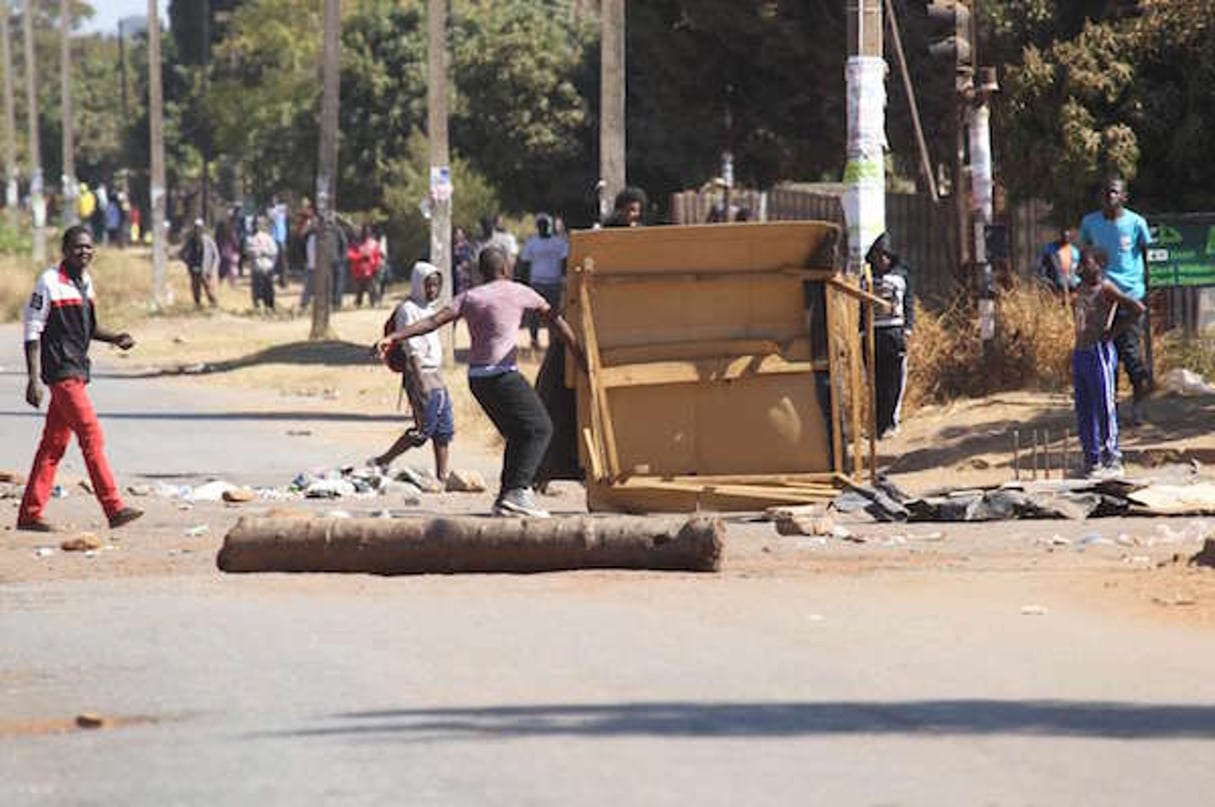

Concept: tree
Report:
left=450, top=0, right=597, bottom=216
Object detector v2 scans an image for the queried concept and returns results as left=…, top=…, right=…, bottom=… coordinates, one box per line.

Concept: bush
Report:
left=906, top=277, right=1073, bottom=409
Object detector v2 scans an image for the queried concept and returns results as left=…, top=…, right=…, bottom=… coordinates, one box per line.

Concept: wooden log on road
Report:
left=217, top=515, right=723, bottom=575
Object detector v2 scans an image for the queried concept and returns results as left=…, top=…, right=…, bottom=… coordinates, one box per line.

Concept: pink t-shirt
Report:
left=451, top=279, right=548, bottom=371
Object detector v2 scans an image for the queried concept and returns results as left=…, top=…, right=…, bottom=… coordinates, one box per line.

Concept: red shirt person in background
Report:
left=347, top=224, right=383, bottom=307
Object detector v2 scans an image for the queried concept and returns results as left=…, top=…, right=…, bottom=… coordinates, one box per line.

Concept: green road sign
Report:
left=1148, top=215, right=1215, bottom=288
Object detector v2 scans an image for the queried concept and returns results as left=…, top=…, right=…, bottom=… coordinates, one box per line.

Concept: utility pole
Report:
left=21, top=0, right=44, bottom=264
left=118, top=19, right=128, bottom=120
left=147, top=0, right=167, bottom=306
left=427, top=0, right=453, bottom=364
left=1, top=6, right=17, bottom=228
left=200, top=0, right=210, bottom=224
left=599, top=0, right=625, bottom=223
left=309, top=0, right=340, bottom=340
left=843, top=0, right=885, bottom=274
left=60, top=0, right=76, bottom=226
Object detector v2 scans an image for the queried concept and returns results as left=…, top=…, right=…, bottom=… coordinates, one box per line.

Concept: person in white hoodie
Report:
left=370, top=261, right=452, bottom=485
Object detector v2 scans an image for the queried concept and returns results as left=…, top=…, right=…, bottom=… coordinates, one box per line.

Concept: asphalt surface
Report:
left=3, top=323, right=1215, bottom=806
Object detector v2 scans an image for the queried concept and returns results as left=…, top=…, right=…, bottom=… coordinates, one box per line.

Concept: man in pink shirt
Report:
left=377, top=247, right=584, bottom=517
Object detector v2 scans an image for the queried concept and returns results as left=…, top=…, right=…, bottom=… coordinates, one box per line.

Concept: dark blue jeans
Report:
left=469, top=371, right=553, bottom=493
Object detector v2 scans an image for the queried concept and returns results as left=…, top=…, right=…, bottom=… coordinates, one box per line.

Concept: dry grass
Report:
left=0, top=247, right=197, bottom=328
left=1154, top=330, right=1215, bottom=382
left=906, top=278, right=1075, bottom=410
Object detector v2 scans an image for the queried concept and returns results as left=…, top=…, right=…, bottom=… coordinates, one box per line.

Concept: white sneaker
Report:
left=495, top=487, right=551, bottom=518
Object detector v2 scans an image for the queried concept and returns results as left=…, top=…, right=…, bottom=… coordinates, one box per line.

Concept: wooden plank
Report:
left=601, top=337, right=810, bottom=366
left=568, top=221, right=840, bottom=276
left=582, top=426, right=604, bottom=482
left=578, top=270, right=621, bottom=478
left=599, top=355, right=820, bottom=389
left=825, top=284, right=845, bottom=475
left=864, top=266, right=878, bottom=484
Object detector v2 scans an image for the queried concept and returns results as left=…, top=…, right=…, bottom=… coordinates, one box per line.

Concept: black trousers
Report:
left=469, top=371, right=554, bottom=493
left=874, top=326, right=907, bottom=437
left=1112, top=308, right=1150, bottom=399
left=251, top=271, right=275, bottom=310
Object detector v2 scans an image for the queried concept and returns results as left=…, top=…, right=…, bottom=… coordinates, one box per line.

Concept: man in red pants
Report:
left=17, top=226, right=143, bottom=532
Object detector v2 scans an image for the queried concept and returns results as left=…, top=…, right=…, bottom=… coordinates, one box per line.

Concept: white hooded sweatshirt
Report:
left=392, top=261, right=443, bottom=373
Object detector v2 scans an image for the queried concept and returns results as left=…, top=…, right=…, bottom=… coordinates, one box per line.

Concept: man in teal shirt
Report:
left=1079, top=175, right=1152, bottom=424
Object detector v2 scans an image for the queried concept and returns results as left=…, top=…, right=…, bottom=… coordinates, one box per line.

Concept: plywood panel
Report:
left=570, top=222, right=838, bottom=276
left=607, top=374, right=830, bottom=477
left=591, top=276, right=810, bottom=350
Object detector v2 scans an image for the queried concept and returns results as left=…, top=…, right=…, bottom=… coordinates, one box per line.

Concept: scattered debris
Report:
left=0, top=470, right=25, bottom=484
left=1191, top=539, right=1215, bottom=569
left=1162, top=367, right=1215, bottom=397
left=75, top=713, right=107, bottom=729
left=186, top=480, right=238, bottom=502
left=1152, top=594, right=1197, bottom=608
left=184, top=524, right=210, bottom=537
left=222, top=488, right=257, bottom=504
left=286, top=429, right=312, bottom=437
left=60, top=534, right=103, bottom=552
left=1126, top=483, right=1215, bottom=516
left=126, top=483, right=153, bottom=497
left=50, top=484, right=68, bottom=499
left=445, top=469, right=487, bottom=493
left=78, top=479, right=94, bottom=495
left=767, top=503, right=835, bottom=537
left=1020, top=604, right=1048, bottom=616
left=34, top=547, right=55, bottom=558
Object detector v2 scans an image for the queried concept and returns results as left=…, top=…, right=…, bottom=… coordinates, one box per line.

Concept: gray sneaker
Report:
left=494, top=487, right=551, bottom=518
left=1095, top=460, right=1126, bottom=480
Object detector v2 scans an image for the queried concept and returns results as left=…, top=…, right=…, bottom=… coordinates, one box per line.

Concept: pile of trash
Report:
left=123, top=465, right=487, bottom=506
left=829, top=472, right=1215, bottom=524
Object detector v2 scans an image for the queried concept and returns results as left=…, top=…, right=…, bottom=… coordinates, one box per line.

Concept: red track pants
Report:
left=18, top=378, right=125, bottom=523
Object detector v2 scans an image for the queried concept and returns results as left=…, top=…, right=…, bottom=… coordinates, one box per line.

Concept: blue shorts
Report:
left=418, top=386, right=454, bottom=445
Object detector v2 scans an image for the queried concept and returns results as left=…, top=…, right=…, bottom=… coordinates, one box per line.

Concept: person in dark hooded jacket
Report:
left=864, top=232, right=915, bottom=438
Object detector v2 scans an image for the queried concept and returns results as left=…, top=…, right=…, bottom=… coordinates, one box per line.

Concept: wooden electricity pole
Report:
left=21, top=0, right=44, bottom=264
left=60, top=0, right=76, bottom=226
left=427, top=0, right=453, bottom=364
left=1, top=7, right=17, bottom=228
left=148, top=0, right=167, bottom=305
left=599, top=0, right=625, bottom=223
left=310, top=0, right=340, bottom=340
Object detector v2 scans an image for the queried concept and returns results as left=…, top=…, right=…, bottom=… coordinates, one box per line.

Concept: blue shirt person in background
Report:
left=1079, top=175, right=1153, bottom=425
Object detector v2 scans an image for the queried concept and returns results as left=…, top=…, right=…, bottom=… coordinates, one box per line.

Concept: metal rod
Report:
left=1031, top=429, right=1038, bottom=481
left=1044, top=428, right=1051, bottom=479
left=1013, top=429, right=1020, bottom=481
left=1064, top=428, right=1071, bottom=478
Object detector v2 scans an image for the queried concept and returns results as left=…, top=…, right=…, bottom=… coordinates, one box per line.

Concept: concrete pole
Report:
left=427, top=0, right=453, bottom=365
left=59, top=0, right=76, bottom=226
left=147, top=0, right=167, bottom=306
left=21, top=0, right=44, bottom=264
left=1, top=8, right=17, bottom=228
left=970, top=100, right=994, bottom=347
left=843, top=0, right=885, bottom=274
left=599, top=0, right=625, bottom=223
left=310, top=0, right=340, bottom=340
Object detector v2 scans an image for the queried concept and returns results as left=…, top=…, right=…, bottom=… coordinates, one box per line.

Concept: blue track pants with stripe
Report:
left=1073, top=341, right=1120, bottom=469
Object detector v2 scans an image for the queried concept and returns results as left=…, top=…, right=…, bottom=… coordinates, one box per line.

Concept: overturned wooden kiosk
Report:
left=566, top=221, right=881, bottom=513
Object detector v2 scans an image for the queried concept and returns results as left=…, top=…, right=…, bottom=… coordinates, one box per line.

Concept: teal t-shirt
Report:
left=1079, top=209, right=1151, bottom=300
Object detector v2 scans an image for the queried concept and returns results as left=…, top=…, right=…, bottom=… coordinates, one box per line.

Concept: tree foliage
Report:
left=994, top=0, right=1215, bottom=221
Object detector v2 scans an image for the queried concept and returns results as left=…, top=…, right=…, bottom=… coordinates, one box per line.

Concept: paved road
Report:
left=3, top=324, right=1215, bottom=806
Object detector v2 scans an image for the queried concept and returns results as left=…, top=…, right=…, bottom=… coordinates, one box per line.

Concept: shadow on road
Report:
left=281, top=700, right=1215, bottom=742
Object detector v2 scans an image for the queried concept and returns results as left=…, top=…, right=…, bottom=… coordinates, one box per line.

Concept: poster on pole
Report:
left=429, top=166, right=453, bottom=202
